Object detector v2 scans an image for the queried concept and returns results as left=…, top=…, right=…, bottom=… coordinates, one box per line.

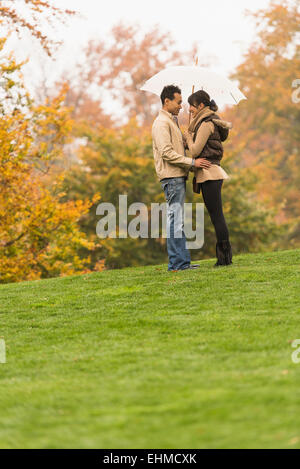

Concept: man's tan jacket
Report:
left=152, top=110, right=193, bottom=181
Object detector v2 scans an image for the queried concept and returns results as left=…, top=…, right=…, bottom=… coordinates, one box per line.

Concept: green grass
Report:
left=1, top=248, right=300, bottom=449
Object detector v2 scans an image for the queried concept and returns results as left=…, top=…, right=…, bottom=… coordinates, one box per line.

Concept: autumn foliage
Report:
left=0, top=0, right=75, bottom=55
left=0, top=38, right=100, bottom=283
left=225, top=0, right=300, bottom=237
left=61, top=22, right=193, bottom=127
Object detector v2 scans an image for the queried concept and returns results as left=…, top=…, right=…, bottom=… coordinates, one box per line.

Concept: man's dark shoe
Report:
left=214, top=240, right=233, bottom=267
left=169, top=264, right=200, bottom=272
left=180, top=264, right=200, bottom=270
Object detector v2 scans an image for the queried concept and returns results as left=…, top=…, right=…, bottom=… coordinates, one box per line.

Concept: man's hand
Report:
left=194, top=158, right=212, bottom=169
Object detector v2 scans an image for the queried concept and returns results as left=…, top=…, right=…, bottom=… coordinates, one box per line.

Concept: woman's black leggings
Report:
left=199, top=179, right=229, bottom=242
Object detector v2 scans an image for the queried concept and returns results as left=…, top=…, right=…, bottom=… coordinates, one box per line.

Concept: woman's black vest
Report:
left=193, top=113, right=226, bottom=165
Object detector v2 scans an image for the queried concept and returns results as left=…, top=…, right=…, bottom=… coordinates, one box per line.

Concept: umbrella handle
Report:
left=188, top=57, right=198, bottom=124
left=188, top=84, right=196, bottom=124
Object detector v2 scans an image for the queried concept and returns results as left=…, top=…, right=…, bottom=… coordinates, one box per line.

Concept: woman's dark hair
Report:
left=160, top=85, right=182, bottom=105
left=188, top=90, right=218, bottom=112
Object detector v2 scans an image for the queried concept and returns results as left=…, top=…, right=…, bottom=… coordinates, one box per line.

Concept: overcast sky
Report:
left=3, top=0, right=273, bottom=112
left=53, top=0, right=271, bottom=68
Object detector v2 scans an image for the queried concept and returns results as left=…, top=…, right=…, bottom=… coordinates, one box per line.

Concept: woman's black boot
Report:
left=214, top=240, right=233, bottom=267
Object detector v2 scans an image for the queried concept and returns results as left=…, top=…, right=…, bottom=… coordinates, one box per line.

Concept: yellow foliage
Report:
left=0, top=41, right=100, bottom=283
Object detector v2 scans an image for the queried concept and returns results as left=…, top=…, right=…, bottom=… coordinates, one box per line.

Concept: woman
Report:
left=184, top=89, right=233, bottom=267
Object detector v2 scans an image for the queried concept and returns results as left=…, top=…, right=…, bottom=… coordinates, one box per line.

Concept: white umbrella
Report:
left=140, top=66, right=246, bottom=106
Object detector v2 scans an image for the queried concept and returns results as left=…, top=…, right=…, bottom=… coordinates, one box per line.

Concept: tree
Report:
left=0, top=0, right=76, bottom=56
left=62, top=119, right=166, bottom=269
left=0, top=38, right=100, bottom=283
left=225, top=0, right=300, bottom=244
left=57, top=23, right=197, bottom=127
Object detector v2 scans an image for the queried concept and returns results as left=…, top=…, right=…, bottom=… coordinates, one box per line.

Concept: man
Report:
left=152, top=85, right=212, bottom=271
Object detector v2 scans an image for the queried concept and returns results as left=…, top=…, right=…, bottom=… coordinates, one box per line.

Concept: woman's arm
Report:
left=184, top=121, right=214, bottom=158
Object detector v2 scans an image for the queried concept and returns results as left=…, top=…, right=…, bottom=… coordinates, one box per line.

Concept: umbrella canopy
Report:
left=140, top=66, right=246, bottom=106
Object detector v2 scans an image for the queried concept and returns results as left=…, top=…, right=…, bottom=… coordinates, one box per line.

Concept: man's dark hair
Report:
left=160, top=85, right=181, bottom=105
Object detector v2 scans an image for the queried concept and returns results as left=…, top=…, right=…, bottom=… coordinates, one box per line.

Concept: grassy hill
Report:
left=1, top=248, right=300, bottom=449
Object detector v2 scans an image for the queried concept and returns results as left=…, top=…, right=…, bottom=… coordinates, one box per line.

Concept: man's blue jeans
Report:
left=161, top=177, right=191, bottom=271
